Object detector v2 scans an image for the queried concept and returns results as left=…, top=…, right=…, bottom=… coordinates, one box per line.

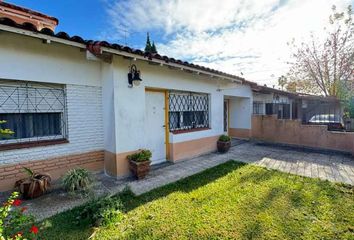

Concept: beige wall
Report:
left=252, top=115, right=354, bottom=154
left=169, top=135, right=219, bottom=162
left=229, top=128, right=251, bottom=139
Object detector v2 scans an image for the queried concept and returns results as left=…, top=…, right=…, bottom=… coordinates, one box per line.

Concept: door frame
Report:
left=145, top=88, right=170, bottom=160
left=224, top=99, right=230, bottom=134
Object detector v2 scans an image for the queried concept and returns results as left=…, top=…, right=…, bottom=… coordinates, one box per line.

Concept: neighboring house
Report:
left=0, top=2, right=255, bottom=191
left=251, top=85, right=343, bottom=123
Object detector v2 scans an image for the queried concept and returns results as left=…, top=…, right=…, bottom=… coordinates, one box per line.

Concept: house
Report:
left=251, top=85, right=343, bottom=123
left=0, top=2, right=255, bottom=191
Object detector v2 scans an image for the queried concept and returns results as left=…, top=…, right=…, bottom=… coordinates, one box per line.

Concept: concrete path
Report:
left=11, top=141, right=354, bottom=220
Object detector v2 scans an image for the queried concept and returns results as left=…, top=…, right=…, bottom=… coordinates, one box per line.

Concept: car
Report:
left=308, top=114, right=345, bottom=131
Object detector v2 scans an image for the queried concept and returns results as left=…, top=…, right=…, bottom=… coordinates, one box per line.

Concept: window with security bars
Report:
left=169, top=91, right=209, bottom=132
left=253, top=101, right=264, bottom=115
left=0, top=80, right=67, bottom=144
left=265, top=103, right=291, bottom=119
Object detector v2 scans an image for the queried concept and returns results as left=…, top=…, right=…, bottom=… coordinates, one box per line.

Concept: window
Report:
left=0, top=80, right=67, bottom=145
left=265, top=103, right=291, bottom=119
left=169, top=91, right=209, bottom=132
left=253, top=101, right=264, bottom=115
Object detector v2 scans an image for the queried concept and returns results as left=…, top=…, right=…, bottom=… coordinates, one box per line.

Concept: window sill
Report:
left=171, top=128, right=210, bottom=135
left=0, top=139, right=69, bottom=151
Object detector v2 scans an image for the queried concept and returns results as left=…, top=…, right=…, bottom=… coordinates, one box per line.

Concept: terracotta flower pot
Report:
left=217, top=140, right=231, bottom=153
left=16, top=174, right=51, bottom=199
left=129, top=160, right=151, bottom=180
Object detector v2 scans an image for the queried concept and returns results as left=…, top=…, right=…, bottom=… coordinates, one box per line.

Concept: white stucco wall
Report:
left=0, top=32, right=101, bottom=87
left=229, top=98, right=252, bottom=129
left=112, top=56, right=253, bottom=153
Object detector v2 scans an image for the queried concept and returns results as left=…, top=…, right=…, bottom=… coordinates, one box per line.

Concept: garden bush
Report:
left=0, top=192, right=38, bottom=239
left=75, top=195, right=124, bottom=227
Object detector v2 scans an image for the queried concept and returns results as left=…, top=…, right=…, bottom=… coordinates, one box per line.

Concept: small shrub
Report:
left=0, top=192, right=37, bottom=240
left=62, top=168, right=93, bottom=194
left=76, top=196, right=124, bottom=227
left=218, top=135, right=231, bottom=142
left=127, top=149, right=152, bottom=162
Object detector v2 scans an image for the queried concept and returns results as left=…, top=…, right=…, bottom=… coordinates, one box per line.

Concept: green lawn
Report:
left=41, top=161, right=354, bottom=240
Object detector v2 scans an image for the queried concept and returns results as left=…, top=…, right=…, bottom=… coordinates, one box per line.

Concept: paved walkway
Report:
left=229, top=142, right=354, bottom=185
left=11, top=141, right=354, bottom=220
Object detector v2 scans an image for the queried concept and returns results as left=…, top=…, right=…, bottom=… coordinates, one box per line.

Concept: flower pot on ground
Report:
left=217, top=135, right=231, bottom=153
left=127, top=150, right=152, bottom=180
left=15, top=167, right=51, bottom=199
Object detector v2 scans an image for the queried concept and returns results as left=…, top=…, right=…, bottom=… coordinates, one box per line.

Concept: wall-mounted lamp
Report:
left=128, top=64, right=142, bottom=88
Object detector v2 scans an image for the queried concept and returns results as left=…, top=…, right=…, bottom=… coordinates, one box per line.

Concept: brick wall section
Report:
left=252, top=115, right=354, bottom=154
left=0, top=150, right=104, bottom=191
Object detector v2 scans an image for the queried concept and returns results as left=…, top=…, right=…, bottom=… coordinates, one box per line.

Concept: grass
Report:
left=40, top=161, right=354, bottom=240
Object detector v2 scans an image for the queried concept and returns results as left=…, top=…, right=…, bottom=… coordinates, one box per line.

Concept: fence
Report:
left=344, top=118, right=354, bottom=132
left=252, top=115, right=354, bottom=154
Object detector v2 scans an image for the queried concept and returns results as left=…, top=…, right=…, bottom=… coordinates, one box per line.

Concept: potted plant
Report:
left=62, top=168, right=94, bottom=195
left=217, top=135, right=231, bottom=153
left=127, top=149, right=152, bottom=180
left=15, top=167, right=51, bottom=199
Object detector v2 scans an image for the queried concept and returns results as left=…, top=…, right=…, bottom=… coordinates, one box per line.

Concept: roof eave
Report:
left=0, top=24, right=245, bottom=84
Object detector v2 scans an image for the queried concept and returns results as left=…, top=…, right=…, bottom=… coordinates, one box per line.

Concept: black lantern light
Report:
left=128, top=64, right=142, bottom=88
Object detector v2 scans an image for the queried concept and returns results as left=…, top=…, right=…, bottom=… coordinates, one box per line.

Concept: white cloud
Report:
left=105, top=0, right=352, bottom=86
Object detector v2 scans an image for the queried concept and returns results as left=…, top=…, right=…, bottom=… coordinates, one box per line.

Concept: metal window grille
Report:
left=169, top=91, right=209, bottom=131
left=253, top=102, right=264, bottom=115
left=0, top=80, right=67, bottom=144
left=301, top=100, right=344, bottom=131
left=265, top=102, right=291, bottom=119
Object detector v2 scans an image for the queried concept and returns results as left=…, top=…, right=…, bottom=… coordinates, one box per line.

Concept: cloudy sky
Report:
left=10, top=0, right=354, bottom=86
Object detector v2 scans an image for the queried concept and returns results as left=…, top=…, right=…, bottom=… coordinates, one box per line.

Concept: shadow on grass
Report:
left=41, top=160, right=354, bottom=240
left=40, top=161, right=246, bottom=240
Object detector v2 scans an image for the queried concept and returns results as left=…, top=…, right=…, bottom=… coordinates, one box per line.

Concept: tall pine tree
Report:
left=151, top=41, right=157, bottom=54
left=144, top=32, right=152, bottom=53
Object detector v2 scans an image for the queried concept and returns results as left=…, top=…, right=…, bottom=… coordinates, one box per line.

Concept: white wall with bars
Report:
left=0, top=80, right=67, bottom=143
left=0, top=32, right=105, bottom=166
left=168, top=91, right=210, bottom=131
left=0, top=84, right=104, bottom=165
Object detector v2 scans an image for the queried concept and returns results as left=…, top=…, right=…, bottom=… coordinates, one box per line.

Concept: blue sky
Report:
left=6, top=0, right=353, bottom=86
left=7, top=0, right=163, bottom=49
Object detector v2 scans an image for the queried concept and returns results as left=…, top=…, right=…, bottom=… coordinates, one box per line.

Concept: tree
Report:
left=144, top=32, right=152, bottom=53
left=151, top=41, right=157, bottom=54
left=287, top=5, right=354, bottom=96
left=278, top=75, right=288, bottom=90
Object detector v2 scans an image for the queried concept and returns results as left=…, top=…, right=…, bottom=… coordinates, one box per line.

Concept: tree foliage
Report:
left=286, top=5, right=354, bottom=97
left=144, top=32, right=158, bottom=54
left=144, top=32, right=152, bottom=53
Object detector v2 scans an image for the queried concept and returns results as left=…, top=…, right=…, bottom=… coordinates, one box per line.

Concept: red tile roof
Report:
left=0, top=1, right=58, bottom=24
